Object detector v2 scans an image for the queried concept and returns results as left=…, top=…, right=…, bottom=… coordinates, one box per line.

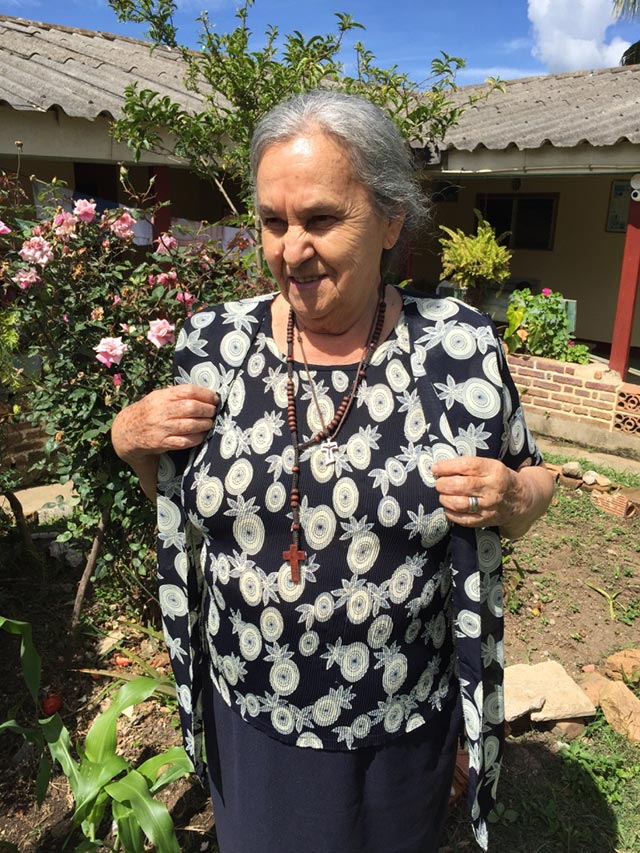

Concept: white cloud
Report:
left=500, top=37, right=533, bottom=53
left=528, top=0, right=631, bottom=71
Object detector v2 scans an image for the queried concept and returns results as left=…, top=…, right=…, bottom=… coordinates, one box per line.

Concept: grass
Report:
left=442, top=714, right=640, bottom=852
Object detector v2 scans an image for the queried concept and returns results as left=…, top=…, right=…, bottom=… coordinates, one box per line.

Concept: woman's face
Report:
left=256, top=131, right=403, bottom=336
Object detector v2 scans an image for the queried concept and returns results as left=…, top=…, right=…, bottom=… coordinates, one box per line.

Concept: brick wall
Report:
left=507, top=354, right=640, bottom=436
left=0, top=410, right=48, bottom=488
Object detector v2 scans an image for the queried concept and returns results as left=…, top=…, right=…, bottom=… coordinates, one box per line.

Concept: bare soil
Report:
left=0, top=481, right=638, bottom=852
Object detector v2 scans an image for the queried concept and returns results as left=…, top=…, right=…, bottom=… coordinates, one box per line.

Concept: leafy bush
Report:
left=0, top=170, right=272, bottom=592
left=439, top=210, right=511, bottom=295
left=503, top=287, right=590, bottom=364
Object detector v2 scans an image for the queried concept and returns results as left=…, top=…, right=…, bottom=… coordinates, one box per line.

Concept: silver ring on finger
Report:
left=468, top=496, right=480, bottom=514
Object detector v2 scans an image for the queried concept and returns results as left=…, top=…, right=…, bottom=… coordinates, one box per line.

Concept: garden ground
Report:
left=1, top=438, right=639, bottom=852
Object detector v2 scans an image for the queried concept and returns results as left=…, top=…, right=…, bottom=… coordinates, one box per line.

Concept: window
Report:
left=476, top=193, right=558, bottom=250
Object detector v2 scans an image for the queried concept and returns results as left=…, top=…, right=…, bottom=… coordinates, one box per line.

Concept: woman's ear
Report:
left=383, top=215, right=406, bottom=250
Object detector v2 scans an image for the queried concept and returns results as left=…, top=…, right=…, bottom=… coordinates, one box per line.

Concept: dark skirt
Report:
left=203, top=683, right=461, bottom=853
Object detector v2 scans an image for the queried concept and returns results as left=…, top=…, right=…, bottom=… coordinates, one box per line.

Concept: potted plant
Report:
left=438, top=210, right=511, bottom=305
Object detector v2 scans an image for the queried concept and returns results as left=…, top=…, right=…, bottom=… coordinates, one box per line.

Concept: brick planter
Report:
left=507, top=354, right=640, bottom=438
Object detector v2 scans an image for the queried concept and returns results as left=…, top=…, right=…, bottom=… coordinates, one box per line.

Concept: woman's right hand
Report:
left=111, top=385, right=218, bottom=501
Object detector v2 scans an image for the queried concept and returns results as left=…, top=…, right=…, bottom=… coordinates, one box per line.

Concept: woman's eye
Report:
left=263, top=217, right=285, bottom=230
left=309, top=215, right=336, bottom=228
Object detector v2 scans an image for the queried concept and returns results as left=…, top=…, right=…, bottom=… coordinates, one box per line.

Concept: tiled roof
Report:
left=0, top=14, right=204, bottom=118
left=443, top=64, right=640, bottom=151
left=2, top=15, right=640, bottom=155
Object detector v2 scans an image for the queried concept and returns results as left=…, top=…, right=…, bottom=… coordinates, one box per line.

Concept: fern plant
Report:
left=439, top=210, right=511, bottom=296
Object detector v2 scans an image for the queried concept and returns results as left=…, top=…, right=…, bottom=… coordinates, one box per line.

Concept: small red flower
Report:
left=42, top=692, right=63, bottom=715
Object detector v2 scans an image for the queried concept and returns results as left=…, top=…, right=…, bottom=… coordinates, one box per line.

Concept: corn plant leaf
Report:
left=35, top=753, right=53, bottom=806
left=0, top=719, right=44, bottom=745
left=84, top=676, right=167, bottom=764
left=39, top=714, right=81, bottom=795
left=75, top=668, right=177, bottom=697
left=74, top=756, right=130, bottom=825
left=136, top=746, right=193, bottom=793
left=105, top=769, right=181, bottom=853
left=112, top=799, right=145, bottom=853
left=0, top=616, right=42, bottom=703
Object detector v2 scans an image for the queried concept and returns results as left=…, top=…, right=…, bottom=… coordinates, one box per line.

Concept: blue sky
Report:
left=1, top=0, right=638, bottom=84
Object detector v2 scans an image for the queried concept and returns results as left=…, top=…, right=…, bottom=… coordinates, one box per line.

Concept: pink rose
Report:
left=157, top=270, right=179, bottom=288
left=0, top=219, right=11, bottom=235
left=112, top=293, right=121, bottom=304
left=53, top=211, right=77, bottom=240
left=107, top=211, right=136, bottom=240
left=13, top=267, right=41, bottom=290
left=113, top=373, right=122, bottom=387
left=147, top=318, right=175, bottom=349
left=542, top=288, right=552, bottom=296
left=155, top=232, right=178, bottom=255
left=94, top=336, right=128, bottom=368
left=73, top=199, right=97, bottom=223
left=176, top=291, right=196, bottom=305
left=19, top=235, right=54, bottom=267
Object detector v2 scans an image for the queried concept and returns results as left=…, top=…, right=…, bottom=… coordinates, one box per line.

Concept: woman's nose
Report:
left=282, top=226, right=314, bottom=267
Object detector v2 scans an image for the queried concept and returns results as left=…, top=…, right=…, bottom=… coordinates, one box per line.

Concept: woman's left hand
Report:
left=432, top=456, right=554, bottom=538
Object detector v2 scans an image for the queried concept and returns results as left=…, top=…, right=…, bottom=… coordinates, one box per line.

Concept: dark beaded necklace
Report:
left=283, top=289, right=387, bottom=582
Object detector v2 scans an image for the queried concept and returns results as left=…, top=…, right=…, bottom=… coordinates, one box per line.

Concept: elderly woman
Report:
left=112, top=90, right=553, bottom=852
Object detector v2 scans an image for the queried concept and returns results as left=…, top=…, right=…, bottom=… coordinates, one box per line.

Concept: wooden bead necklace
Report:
left=283, top=289, right=387, bottom=582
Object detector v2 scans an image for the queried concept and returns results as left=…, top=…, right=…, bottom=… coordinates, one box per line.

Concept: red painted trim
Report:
left=150, top=166, right=172, bottom=241
left=609, top=198, right=640, bottom=376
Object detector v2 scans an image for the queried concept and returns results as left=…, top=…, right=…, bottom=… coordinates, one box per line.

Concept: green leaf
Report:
left=84, top=677, right=167, bottom=764
left=0, top=617, right=42, bottom=703
left=35, top=753, right=53, bottom=806
left=137, top=746, right=193, bottom=793
left=105, top=769, right=180, bottom=853
left=112, top=799, right=145, bottom=852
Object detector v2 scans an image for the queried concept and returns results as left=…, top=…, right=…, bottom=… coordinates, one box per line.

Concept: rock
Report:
left=559, top=474, right=582, bottom=490
left=582, top=470, right=599, bottom=486
left=604, top=649, right=640, bottom=682
left=581, top=664, right=597, bottom=673
left=578, top=672, right=610, bottom=707
left=552, top=719, right=586, bottom=740
left=562, top=461, right=583, bottom=479
left=620, top=486, right=640, bottom=508
left=595, top=474, right=613, bottom=490
left=504, top=660, right=596, bottom=723
left=600, top=681, right=640, bottom=742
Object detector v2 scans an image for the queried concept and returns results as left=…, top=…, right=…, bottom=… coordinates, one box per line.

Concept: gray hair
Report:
left=250, top=90, right=429, bottom=272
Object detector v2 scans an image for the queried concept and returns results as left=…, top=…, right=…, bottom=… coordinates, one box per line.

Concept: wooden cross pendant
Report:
left=283, top=543, right=307, bottom=583
left=321, top=438, right=339, bottom=464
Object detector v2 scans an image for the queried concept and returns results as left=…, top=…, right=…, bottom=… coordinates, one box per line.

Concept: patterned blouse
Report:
left=156, top=290, right=542, bottom=850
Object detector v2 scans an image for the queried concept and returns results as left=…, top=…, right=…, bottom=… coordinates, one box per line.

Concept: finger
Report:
left=434, top=474, right=482, bottom=497
left=170, top=384, right=219, bottom=405
left=164, top=431, right=211, bottom=450
left=168, top=417, right=215, bottom=437
left=165, top=400, right=217, bottom=421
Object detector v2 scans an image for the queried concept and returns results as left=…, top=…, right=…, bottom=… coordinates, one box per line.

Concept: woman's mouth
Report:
left=289, top=275, right=323, bottom=290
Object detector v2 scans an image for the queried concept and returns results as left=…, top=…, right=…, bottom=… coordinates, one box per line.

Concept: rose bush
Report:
left=0, top=170, right=272, bottom=602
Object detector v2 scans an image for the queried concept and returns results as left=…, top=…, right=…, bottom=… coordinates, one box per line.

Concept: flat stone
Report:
left=505, top=660, right=596, bottom=723
left=600, top=681, right=640, bottom=743
left=620, top=486, right=640, bottom=507
left=551, top=719, right=586, bottom=740
left=604, top=649, right=640, bottom=682
left=562, top=461, right=583, bottom=479
left=578, top=672, right=610, bottom=707
left=582, top=470, right=599, bottom=485
left=559, top=474, right=582, bottom=490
